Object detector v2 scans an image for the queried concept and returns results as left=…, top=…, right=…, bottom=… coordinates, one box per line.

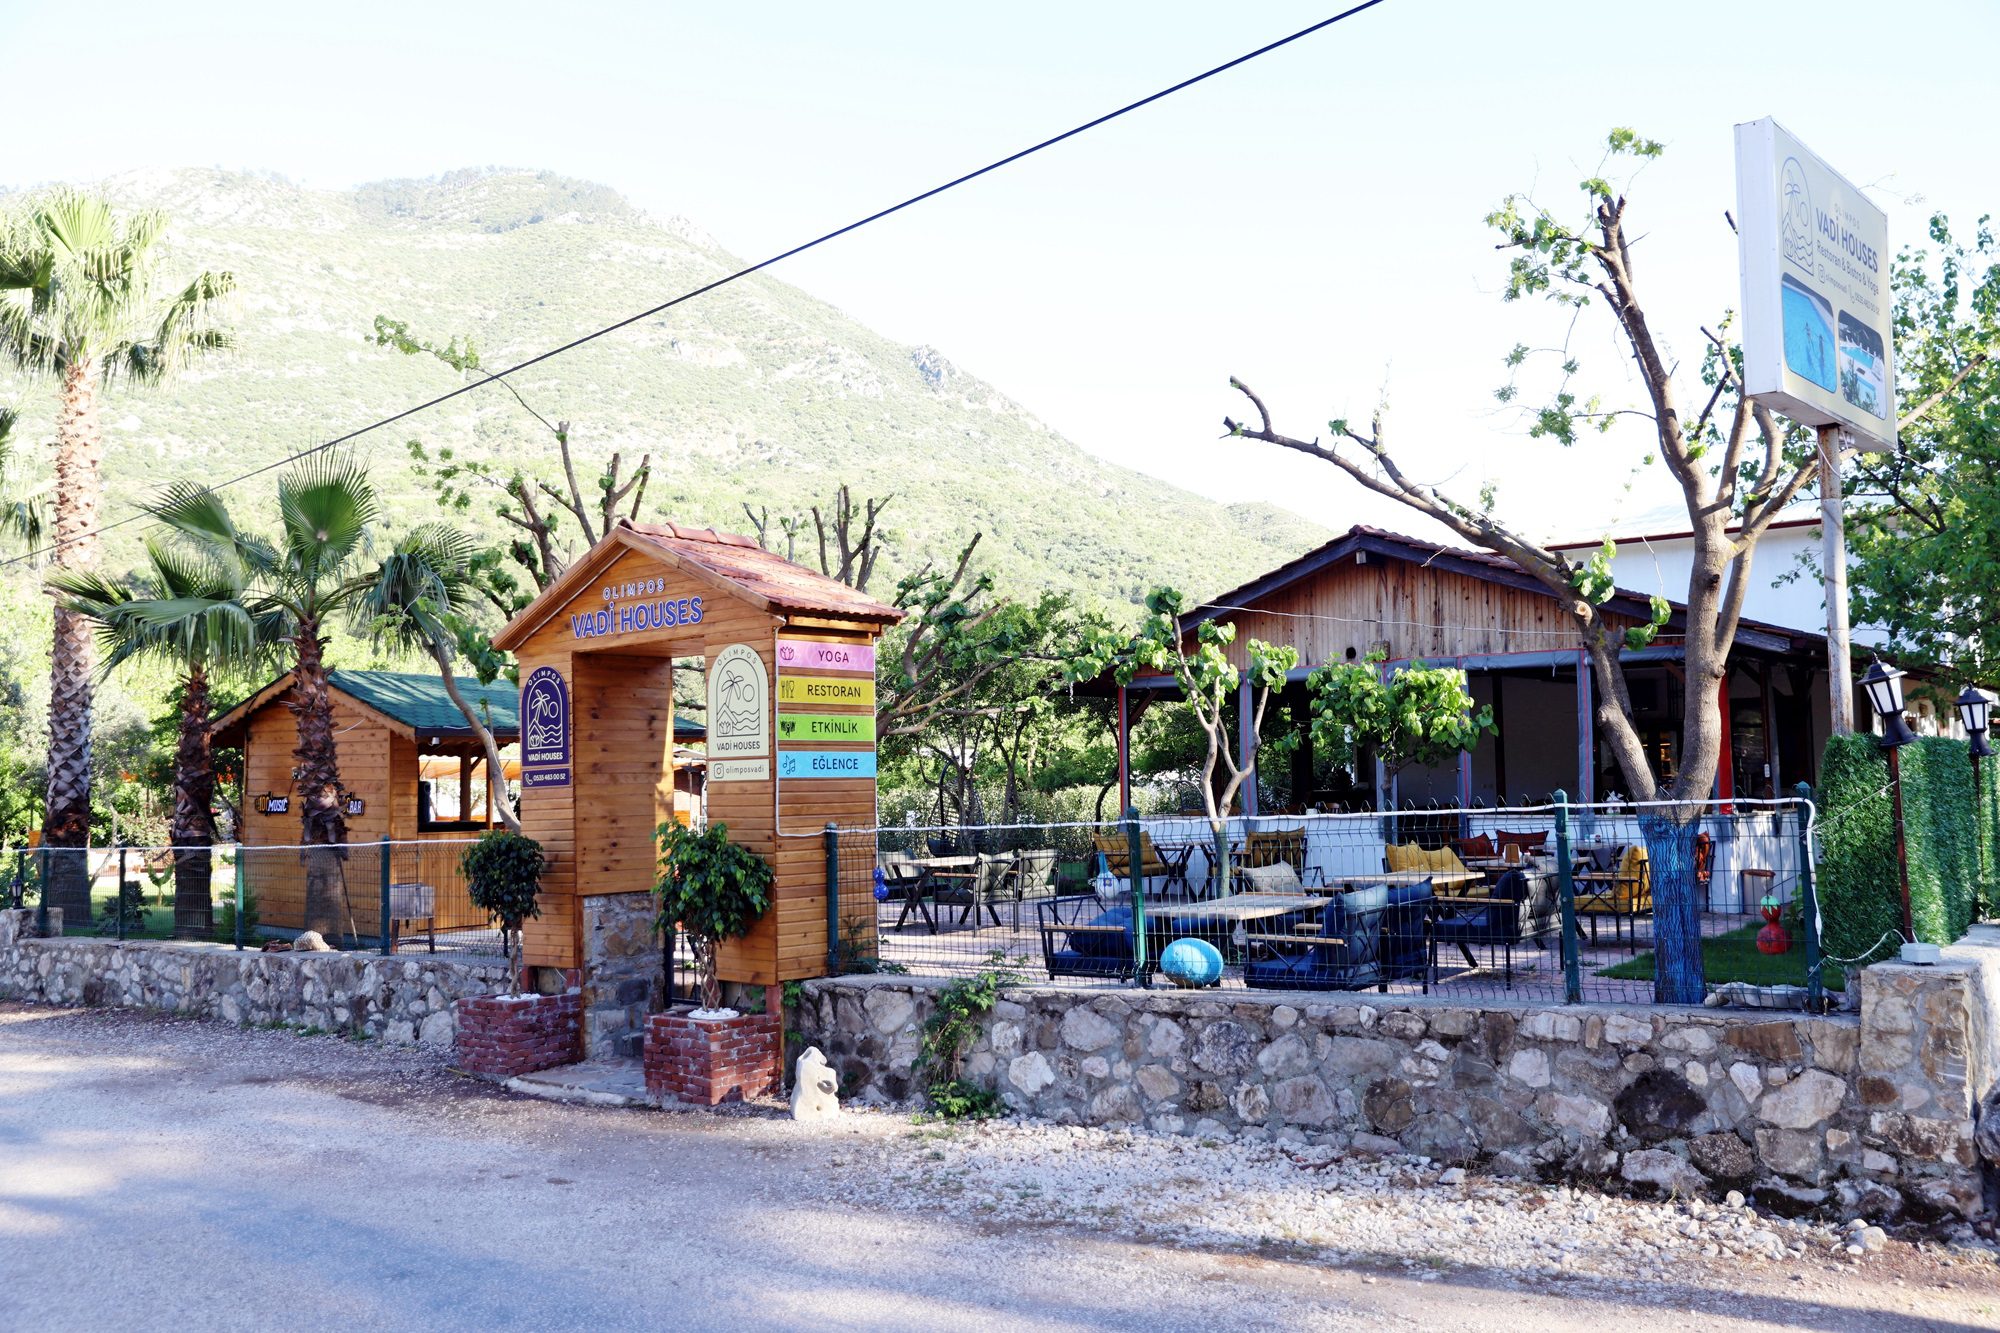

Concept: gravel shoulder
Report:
left=1, top=1002, right=1995, bottom=1333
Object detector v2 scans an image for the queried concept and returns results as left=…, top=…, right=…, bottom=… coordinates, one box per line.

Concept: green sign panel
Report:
left=776, top=712, right=876, bottom=744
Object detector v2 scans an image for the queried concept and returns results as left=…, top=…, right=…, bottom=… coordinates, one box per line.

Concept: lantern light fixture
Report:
left=1861, top=658, right=1918, bottom=749
left=1957, top=684, right=1993, bottom=758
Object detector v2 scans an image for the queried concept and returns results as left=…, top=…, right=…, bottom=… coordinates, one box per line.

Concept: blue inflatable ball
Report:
left=1159, top=936, right=1225, bottom=988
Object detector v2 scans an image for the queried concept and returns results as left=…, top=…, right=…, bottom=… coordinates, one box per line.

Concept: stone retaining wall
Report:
left=0, top=908, right=510, bottom=1047
left=581, top=892, right=661, bottom=1057
left=801, top=925, right=2000, bottom=1220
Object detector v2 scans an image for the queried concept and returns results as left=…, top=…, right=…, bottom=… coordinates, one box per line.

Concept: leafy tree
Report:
left=374, top=315, right=651, bottom=612
left=356, top=522, right=520, bottom=832
left=654, top=820, right=773, bottom=1013
left=1069, top=588, right=1298, bottom=893
left=1223, top=129, right=1969, bottom=1003
left=1843, top=214, right=2000, bottom=677
left=151, top=455, right=384, bottom=936
left=48, top=539, right=281, bottom=937
left=1309, top=651, right=1496, bottom=783
left=462, top=830, right=546, bottom=993
left=0, top=190, right=233, bottom=920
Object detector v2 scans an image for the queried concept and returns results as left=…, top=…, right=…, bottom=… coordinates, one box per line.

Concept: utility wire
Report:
left=3, top=2, right=1392, bottom=572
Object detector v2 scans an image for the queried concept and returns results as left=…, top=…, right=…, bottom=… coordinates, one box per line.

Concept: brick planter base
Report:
left=645, top=1008, right=781, bottom=1105
left=455, top=990, right=582, bottom=1078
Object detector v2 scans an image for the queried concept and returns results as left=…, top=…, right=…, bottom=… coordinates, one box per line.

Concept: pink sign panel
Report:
left=776, top=638, right=875, bottom=673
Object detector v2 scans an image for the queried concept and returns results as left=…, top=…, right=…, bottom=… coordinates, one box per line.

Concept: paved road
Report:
left=1, top=1003, right=1994, bottom=1332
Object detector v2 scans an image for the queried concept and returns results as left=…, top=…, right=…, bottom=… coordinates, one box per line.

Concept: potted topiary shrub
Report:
left=653, top=820, right=772, bottom=1016
left=461, top=830, right=548, bottom=994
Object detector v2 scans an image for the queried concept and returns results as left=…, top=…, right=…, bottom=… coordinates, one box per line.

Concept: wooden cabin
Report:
left=213, top=669, right=526, bottom=942
left=490, top=519, right=900, bottom=1053
left=1104, top=524, right=1848, bottom=814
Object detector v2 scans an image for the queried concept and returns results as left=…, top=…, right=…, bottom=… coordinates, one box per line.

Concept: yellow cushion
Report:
left=1619, top=845, right=1649, bottom=880
left=1386, top=843, right=1421, bottom=873
left=1422, top=846, right=1469, bottom=875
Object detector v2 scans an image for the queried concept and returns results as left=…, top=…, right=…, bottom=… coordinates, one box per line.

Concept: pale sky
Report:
left=5, top=0, right=1995, bottom=544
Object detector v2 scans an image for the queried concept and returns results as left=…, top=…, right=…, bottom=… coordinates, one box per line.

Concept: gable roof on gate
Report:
left=490, top=518, right=903, bottom=651
left=210, top=668, right=524, bottom=747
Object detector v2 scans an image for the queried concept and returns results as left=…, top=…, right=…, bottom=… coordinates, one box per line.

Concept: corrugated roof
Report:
left=328, top=670, right=521, bottom=738
left=619, top=520, right=903, bottom=622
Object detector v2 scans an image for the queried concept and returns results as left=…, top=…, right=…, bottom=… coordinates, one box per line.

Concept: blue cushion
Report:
left=1322, top=883, right=1389, bottom=938
left=1379, top=879, right=1433, bottom=969
left=1068, top=906, right=1133, bottom=959
left=1244, top=946, right=1376, bottom=992
left=1432, top=907, right=1497, bottom=941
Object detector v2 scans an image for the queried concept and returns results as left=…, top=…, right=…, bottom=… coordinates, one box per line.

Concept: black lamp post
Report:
left=1862, top=658, right=1932, bottom=962
left=1959, top=684, right=1992, bottom=919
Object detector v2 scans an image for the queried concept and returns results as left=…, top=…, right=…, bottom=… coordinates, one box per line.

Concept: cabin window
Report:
left=417, top=752, right=511, bottom=832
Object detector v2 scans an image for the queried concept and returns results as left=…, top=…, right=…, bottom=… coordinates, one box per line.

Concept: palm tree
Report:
left=356, top=523, right=521, bottom=833
left=48, top=541, right=281, bottom=937
left=0, top=190, right=233, bottom=920
left=0, top=408, right=49, bottom=556
left=153, top=455, right=378, bottom=936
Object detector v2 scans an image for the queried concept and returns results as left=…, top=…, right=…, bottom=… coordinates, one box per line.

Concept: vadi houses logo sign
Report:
left=706, top=644, right=769, bottom=759
left=520, top=666, right=571, bottom=788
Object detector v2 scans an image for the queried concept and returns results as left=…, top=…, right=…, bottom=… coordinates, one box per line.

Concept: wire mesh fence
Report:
left=826, top=797, right=1828, bottom=1010
left=3, top=838, right=510, bottom=960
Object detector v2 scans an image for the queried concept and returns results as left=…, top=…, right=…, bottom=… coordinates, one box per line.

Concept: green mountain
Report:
left=0, top=167, right=1324, bottom=605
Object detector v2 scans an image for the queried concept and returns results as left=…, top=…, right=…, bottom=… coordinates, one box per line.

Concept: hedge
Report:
left=1816, top=733, right=1997, bottom=964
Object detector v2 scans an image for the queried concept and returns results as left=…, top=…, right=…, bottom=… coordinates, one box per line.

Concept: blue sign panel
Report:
left=520, top=666, right=571, bottom=788
left=777, top=749, right=877, bottom=780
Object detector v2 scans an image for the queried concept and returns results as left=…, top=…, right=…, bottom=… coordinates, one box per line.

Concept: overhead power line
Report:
left=3, top=2, right=1391, bottom=572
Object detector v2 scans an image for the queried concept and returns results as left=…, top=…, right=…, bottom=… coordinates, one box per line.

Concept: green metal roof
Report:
left=325, top=669, right=706, bottom=743
left=328, top=669, right=520, bottom=739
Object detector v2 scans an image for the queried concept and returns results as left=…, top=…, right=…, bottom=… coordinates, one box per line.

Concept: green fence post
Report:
left=233, top=849, right=246, bottom=950
left=378, top=834, right=392, bottom=956
left=1795, top=781, right=1823, bottom=1014
left=11, top=849, right=22, bottom=911
left=1124, top=806, right=1149, bottom=987
left=824, top=822, right=841, bottom=974
left=1554, top=789, right=1581, bottom=1005
left=35, top=848, right=49, bottom=937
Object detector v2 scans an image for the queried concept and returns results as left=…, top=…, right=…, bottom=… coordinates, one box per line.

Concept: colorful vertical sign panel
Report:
left=775, top=638, right=874, bottom=673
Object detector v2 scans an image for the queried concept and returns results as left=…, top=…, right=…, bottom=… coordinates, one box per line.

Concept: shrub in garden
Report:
left=461, top=830, right=548, bottom=992
left=654, top=821, right=772, bottom=1013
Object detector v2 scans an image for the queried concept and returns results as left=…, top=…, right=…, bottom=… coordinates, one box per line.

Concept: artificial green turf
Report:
left=1595, top=922, right=1845, bottom=991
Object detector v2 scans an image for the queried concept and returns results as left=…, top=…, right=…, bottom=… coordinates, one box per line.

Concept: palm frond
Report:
left=277, top=451, right=379, bottom=586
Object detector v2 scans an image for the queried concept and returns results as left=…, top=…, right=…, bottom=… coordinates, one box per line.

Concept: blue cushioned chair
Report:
left=1242, top=884, right=1388, bottom=992
left=1431, top=868, right=1557, bottom=988
left=1377, top=877, right=1435, bottom=992
left=1037, top=896, right=1151, bottom=981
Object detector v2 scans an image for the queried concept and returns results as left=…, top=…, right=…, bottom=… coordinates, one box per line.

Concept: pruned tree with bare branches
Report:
left=1222, top=128, right=1963, bottom=1003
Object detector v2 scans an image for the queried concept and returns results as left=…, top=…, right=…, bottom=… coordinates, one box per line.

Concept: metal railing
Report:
left=4, top=838, right=510, bottom=960
left=823, top=791, right=1828, bottom=1010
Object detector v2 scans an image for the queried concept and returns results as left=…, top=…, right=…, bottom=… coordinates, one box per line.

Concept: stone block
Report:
left=1403, top=1112, right=1479, bottom=1164
left=1189, top=1020, right=1257, bottom=1074
left=863, top=987, right=916, bottom=1037
left=1688, top=1131, right=1755, bottom=1183
left=1723, top=1022, right=1803, bottom=1063
left=1363, top=1077, right=1414, bottom=1132
left=1755, top=1127, right=1824, bottom=1181
left=1601, top=1013, right=1654, bottom=1046
left=1755, top=1069, right=1846, bottom=1130
left=1271, top=1075, right=1335, bottom=1126
left=1614, top=1068, right=1704, bottom=1142
left=1621, top=1147, right=1704, bottom=1196
left=1506, top=1047, right=1551, bottom=1088
left=1006, top=1052, right=1055, bottom=1096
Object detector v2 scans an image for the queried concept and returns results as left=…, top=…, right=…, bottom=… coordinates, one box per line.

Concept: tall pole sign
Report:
left=1734, top=118, right=1896, bottom=736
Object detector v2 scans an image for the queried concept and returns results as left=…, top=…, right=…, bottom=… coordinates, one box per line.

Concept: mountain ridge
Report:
left=0, top=165, right=1326, bottom=607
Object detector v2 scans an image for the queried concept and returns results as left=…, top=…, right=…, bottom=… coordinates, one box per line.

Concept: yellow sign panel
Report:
left=777, top=676, right=875, bottom=707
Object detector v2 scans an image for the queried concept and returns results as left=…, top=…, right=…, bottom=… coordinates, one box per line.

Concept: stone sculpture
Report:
left=791, top=1045, right=839, bottom=1121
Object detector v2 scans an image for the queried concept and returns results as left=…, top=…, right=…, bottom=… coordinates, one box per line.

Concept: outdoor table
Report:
left=1328, top=869, right=1484, bottom=896
left=886, top=855, right=977, bottom=934
left=1147, top=891, right=1328, bottom=927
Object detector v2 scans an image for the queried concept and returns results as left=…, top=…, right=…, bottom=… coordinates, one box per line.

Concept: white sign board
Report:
left=1733, top=118, right=1895, bottom=447
left=705, top=643, right=769, bottom=759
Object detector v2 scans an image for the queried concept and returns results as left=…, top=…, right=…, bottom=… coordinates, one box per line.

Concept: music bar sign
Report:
left=520, top=666, right=572, bottom=789
left=775, top=638, right=874, bottom=673
left=776, top=712, right=876, bottom=744
left=778, top=750, right=878, bottom=780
